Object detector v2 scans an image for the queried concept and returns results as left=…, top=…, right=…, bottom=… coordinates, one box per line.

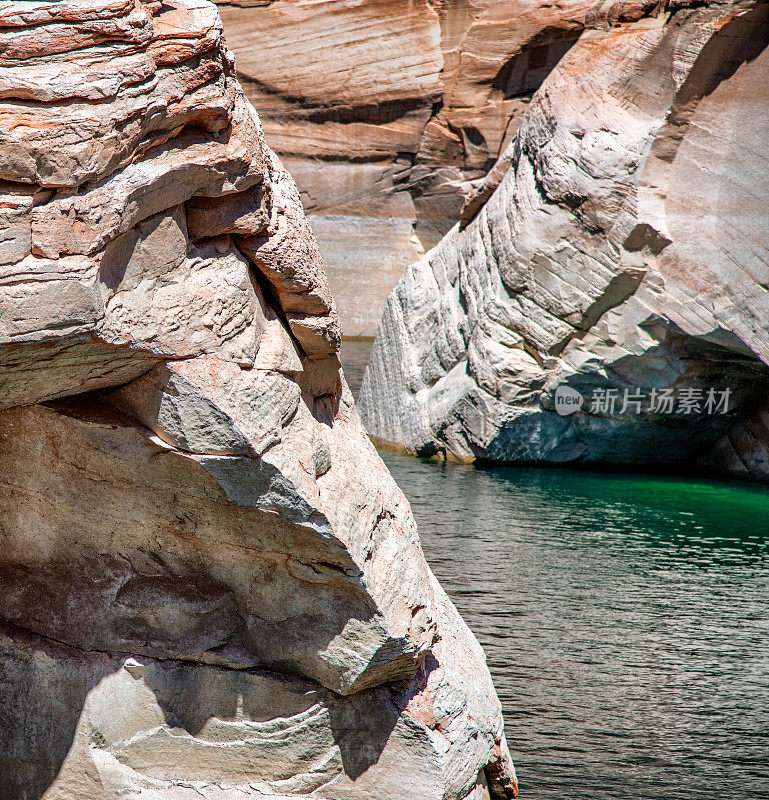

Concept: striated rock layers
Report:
left=360, top=0, right=769, bottom=478
left=212, top=0, right=592, bottom=336
left=0, top=2, right=516, bottom=798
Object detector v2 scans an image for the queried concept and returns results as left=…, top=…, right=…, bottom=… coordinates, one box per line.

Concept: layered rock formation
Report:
left=213, top=0, right=592, bottom=335
left=0, top=2, right=516, bottom=797
left=360, top=0, right=769, bottom=477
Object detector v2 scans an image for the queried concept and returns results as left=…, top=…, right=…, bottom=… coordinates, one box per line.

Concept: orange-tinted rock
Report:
left=214, top=0, right=592, bottom=334
left=0, top=1, right=516, bottom=797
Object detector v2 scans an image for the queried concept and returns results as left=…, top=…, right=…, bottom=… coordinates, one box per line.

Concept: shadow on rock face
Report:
left=0, top=622, right=112, bottom=800
left=673, top=2, right=769, bottom=107
left=0, top=399, right=415, bottom=696
left=0, top=556, right=245, bottom=665
left=0, top=623, right=402, bottom=799
left=143, top=659, right=401, bottom=781
left=0, top=389, right=436, bottom=796
left=483, top=319, right=769, bottom=468
left=326, top=681, right=401, bottom=781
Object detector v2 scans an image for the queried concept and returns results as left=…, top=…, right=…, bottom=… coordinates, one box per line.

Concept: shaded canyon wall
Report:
left=213, top=0, right=594, bottom=335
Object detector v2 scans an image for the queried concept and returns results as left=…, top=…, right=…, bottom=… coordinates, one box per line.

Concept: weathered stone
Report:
left=101, top=236, right=263, bottom=365
left=0, top=0, right=230, bottom=187
left=286, top=311, right=342, bottom=356
left=30, top=106, right=265, bottom=258
left=235, top=154, right=334, bottom=317
left=0, top=190, right=32, bottom=266
left=361, top=0, right=769, bottom=478
left=0, top=623, right=510, bottom=800
left=187, top=186, right=269, bottom=239
left=307, top=214, right=426, bottom=339
left=109, top=356, right=301, bottom=457
left=0, top=1, right=516, bottom=796
left=214, top=0, right=593, bottom=335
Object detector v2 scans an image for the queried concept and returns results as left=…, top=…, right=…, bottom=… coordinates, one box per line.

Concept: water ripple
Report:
left=381, top=452, right=769, bottom=800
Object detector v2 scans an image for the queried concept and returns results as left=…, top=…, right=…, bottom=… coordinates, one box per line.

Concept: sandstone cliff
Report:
left=0, top=2, right=516, bottom=797
left=360, top=0, right=769, bottom=477
left=212, top=0, right=593, bottom=335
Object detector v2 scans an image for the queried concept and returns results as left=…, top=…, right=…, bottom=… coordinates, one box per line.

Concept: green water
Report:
left=381, top=453, right=769, bottom=799
left=343, top=339, right=769, bottom=797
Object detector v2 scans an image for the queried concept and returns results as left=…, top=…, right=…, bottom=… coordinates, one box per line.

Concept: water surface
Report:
left=340, top=339, right=373, bottom=398
left=340, top=338, right=769, bottom=797
left=380, top=453, right=769, bottom=799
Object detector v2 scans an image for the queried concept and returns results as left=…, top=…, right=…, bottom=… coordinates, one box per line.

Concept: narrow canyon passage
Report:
left=4, top=0, right=769, bottom=797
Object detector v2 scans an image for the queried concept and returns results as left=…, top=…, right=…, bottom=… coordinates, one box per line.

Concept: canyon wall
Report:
left=0, top=1, right=517, bottom=797
left=360, top=0, right=769, bottom=478
left=213, top=0, right=593, bottom=336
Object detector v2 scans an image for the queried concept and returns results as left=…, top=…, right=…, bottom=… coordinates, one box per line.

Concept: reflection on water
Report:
left=380, top=452, right=769, bottom=800
left=340, top=339, right=373, bottom=399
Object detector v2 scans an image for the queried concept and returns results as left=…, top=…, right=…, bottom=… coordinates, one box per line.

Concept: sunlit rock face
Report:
left=212, top=0, right=592, bottom=335
left=0, top=1, right=516, bottom=797
left=360, top=0, right=769, bottom=477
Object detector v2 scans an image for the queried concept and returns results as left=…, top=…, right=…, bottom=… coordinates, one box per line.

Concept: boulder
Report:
left=0, top=1, right=516, bottom=797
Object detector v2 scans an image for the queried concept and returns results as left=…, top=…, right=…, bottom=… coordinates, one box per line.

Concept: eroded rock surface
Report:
left=0, top=2, right=516, bottom=797
left=212, top=0, right=592, bottom=335
left=360, top=0, right=769, bottom=478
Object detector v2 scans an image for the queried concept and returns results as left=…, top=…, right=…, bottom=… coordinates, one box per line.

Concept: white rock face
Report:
left=0, top=1, right=516, bottom=797
left=360, top=0, right=769, bottom=477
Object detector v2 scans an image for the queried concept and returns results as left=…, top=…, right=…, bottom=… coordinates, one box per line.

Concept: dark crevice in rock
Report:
left=491, top=27, right=583, bottom=100
left=238, top=72, right=436, bottom=122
